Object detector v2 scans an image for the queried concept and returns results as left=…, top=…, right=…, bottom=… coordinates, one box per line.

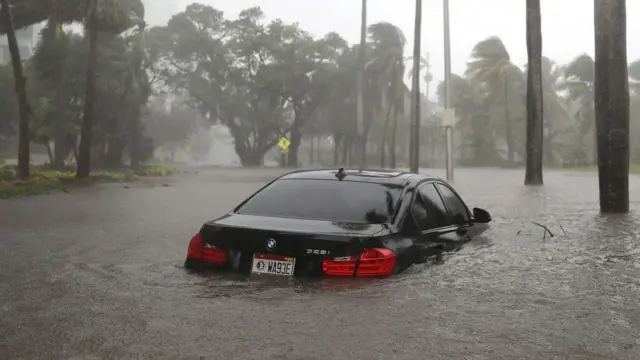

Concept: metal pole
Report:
left=409, top=0, right=422, bottom=174
left=356, top=0, right=367, bottom=170
left=443, top=0, right=454, bottom=181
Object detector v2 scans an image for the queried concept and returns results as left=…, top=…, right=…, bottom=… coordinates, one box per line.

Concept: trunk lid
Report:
left=201, top=213, right=387, bottom=261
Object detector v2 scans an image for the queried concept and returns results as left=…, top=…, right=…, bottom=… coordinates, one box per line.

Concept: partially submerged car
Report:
left=185, top=168, right=492, bottom=277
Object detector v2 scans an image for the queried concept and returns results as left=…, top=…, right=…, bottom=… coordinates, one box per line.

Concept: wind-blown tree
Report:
left=0, top=0, right=30, bottom=179
left=466, top=36, right=524, bottom=165
left=436, top=74, right=501, bottom=165
left=154, top=4, right=341, bottom=166
left=143, top=98, right=200, bottom=161
left=1, top=0, right=145, bottom=176
left=538, top=57, right=567, bottom=165
left=76, top=0, right=145, bottom=177
left=366, top=22, right=406, bottom=168
left=593, top=0, right=629, bottom=213
left=524, top=0, right=544, bottom=185
left=560, top=54, right=595, bottom=165
left=314, top=45, right=358, bottom=165
left=32, top=21, right=72, bottom=168
left=277, top=29, right=346, bottom=167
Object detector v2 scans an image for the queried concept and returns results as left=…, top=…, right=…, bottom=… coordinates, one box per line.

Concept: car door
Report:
left=433, top=182, right=483, bottom=239
left=410, top=182, right=464, bottom=259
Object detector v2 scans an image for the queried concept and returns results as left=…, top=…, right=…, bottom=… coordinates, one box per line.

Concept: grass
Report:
left=0, top=164, right=178, bottom=199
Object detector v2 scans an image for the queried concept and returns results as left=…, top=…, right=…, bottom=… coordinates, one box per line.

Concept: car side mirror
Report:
left=472, top=207, right=492, bottom=223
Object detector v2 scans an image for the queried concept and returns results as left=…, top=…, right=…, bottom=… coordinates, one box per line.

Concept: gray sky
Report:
left=144, top=0, right=640, bottom=86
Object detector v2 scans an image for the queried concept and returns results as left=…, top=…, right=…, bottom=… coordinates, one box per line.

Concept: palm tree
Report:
left=2, top=0, right=144, bottom=177
left=356, top=0, right=366, bottom=169
left=0, top=0, right=30, bottom=179
left=560, top=54, right=595, bottom=164
left=366, top=22, right=406, bottom=168
left=436, top=74, right=502, bottom=165
left=524, top=0, right=543, bottom=185
left=466, top=37, right=522, bottom=165
left=408, top=0, right=422, bottom=173
left=593, top=0, right=629, bottom=213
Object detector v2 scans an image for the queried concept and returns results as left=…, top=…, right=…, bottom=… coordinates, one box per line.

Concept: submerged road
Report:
left=1, top=167, right=639, bottom=360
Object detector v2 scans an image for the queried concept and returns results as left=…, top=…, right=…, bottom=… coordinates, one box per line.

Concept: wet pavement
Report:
left=1, top=166, right=639, bottom=360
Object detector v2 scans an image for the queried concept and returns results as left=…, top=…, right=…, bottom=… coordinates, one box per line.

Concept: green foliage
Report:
left=0, top=164, right=177, bottom=199
left=135, top=165, right=178, bottom=177
left=151, top=4, right=353, bottom=165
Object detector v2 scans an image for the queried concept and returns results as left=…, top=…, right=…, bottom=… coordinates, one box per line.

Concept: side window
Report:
left=435, top=183, right=470, bottom=224
left=411, top=193, right=435, bottom=230
left=418, top=184, right=452, bottom=227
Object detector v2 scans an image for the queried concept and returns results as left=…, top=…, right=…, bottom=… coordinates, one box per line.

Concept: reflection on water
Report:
left=171, top=170, right=640, bottom=358
left=2, top=168, right=640, bottom=359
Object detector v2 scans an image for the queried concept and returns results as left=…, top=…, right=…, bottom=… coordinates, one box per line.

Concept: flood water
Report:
left=0, top=167, right=639, bottom=359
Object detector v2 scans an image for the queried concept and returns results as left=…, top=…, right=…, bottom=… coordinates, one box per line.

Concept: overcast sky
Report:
left=144, top=0, right=640, bottom=86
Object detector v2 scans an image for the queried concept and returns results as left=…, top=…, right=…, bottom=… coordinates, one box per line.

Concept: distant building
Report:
left=0, top=24, right=42, bottom=65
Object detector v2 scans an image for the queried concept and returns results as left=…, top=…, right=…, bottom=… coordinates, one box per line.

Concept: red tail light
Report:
left=186, top=232, right=227, bottom=265
left=356, top=248, right=396, bottom=276
left=322, top=248, right=396, bottom=277
left=322, top=256, right=358, bottom=276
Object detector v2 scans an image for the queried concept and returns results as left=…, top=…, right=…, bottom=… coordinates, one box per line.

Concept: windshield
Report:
left=235, top=179, right=402, bottom=223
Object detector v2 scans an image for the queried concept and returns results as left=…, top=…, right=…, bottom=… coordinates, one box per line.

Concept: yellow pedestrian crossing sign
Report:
left=278, top=137, right=290, bottom=152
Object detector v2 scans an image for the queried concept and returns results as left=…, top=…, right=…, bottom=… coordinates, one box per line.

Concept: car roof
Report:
left=277, top=168, right=439, bottom=186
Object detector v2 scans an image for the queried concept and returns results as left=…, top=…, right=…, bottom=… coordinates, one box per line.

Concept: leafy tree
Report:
left=153, top=5, right=304, bottom=165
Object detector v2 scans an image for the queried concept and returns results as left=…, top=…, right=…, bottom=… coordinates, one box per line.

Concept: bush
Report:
left=135, top=165, right=178, bottom=177
left=0, top=164, right=178, bottom=199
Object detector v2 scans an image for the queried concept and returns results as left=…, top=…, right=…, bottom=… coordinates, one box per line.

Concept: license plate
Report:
left=251, top=253, right=295, bottom=276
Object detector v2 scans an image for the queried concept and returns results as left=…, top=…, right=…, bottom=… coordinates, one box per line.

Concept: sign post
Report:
left=278, top=137, right=291, bottom=167
left=441, top=109, right=457, bottom=181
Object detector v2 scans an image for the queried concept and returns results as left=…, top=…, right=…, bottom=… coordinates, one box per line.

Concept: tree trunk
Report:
left=504, top=77, right=514, bottom=165
left=333, top=133, right=341, bottom=165
left=1, top=0, right=30, bottom=180
left=315, top=136, right=321, bottom=164
left=409, top=0, right=422, bottom=173
left=287, top=125, right=302, bottom=167
left=379, top=102, right=393, bottom=168
left=50, top=20, right=68, bottom=170
left=594, top=0, right=629, bottom=213
left=524, top=0, right=544, bottom=185
left=105, top=138, right=126, bottom=169
left=389, top=110, right=399, bottom=169
left=45, top=142, right=54, bottom=165
left=76, top=2, right=98, bottom=179
left=309, top=135, right=314, bottom=165
left=238, top=151, right=264, bottom=167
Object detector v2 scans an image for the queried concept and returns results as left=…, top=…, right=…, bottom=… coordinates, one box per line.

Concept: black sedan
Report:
left=184, top=168, right=492, bottom=277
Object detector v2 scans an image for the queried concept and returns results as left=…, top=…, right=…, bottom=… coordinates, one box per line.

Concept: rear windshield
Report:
left=235, top=179, right=403, bottom=223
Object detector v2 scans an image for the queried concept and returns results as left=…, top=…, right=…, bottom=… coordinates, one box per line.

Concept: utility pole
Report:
left=443, top=0, right=454, bottom=181
left=356, top=0, right=367, bottom=170
left=409, top=0, right=422, bottom=174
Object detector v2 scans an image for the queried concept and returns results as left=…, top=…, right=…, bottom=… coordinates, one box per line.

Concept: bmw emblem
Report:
left=266, top=238, right=277, bottom=251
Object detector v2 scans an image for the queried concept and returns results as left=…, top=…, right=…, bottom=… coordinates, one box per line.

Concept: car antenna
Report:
left=335, top=167, right=347, bottom=180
